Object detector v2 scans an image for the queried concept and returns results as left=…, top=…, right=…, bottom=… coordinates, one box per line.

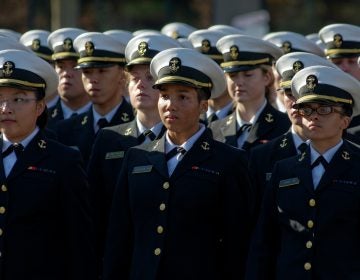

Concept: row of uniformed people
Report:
left=0, top=22, right=359, bottom=279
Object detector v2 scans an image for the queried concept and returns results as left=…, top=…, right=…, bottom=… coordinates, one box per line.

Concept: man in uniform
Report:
left=87, top=33, right=180, bottom=277
left=54, top=32, right=134, bottom=164
left=46, top=27, right=91, bottom=128
left=246, top=65, right=360, bottom=280
left=103, top=47, right=254, bottom=280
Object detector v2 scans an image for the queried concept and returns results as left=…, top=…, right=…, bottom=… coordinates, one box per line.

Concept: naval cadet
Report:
left=0, top=49, right=95, bottom=280
left=246, top=65, right=360, bottom=280
left=54, top=32, right=134, bottom=164
left=209, top=34, right=290, bottom=152
left=103, top=47, right=254, bottom=280
left=87, top=33, right=180, bottom=277
left=248, top=51, right=337, bottom=218
left=46, top=27, right=91, bottom=129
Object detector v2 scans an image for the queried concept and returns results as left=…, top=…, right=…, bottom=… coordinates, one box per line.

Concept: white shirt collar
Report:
left=136, top=117, right=163, bottom=137
left=2, top=126, right=39, bottom=151
left=92, top=101, right=123, bottom=130
left=206, top=101, right=234, bottom=119
left=236, top=100, right=267, bottom=128
left=310, top=139, right=343, bottom=165
left=61, top=101, right=92, bottom=119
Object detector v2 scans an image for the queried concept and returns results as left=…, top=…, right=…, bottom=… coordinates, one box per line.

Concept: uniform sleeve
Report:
left=222, top=149, right=255, bottom=279
left=60, top=148, right=97, bottom=280
left=245, top=162, right=280, bottom=280
left=103, top=150, right=134, bottom=280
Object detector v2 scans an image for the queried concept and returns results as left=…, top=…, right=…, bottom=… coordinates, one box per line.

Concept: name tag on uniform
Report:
left=279, top=177, right=300, bottom=188
left=105, top=151, right=125, bottom=159
left=132, top=165, right=153, bottom=174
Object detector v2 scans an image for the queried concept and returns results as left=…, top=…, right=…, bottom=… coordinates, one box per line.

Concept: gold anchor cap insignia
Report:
left=81, top=116, right=88, bottom=125
left=293, top=60, right=304, bottom=73
left=2, top=61, right=15, bottom=77
left=306, top=75, right=318, bottom=92
left=85, top=41, right=94, bottom=56
left=201, top=141, right=210, bottom=150
left=282, top=41, right=292, bottom=53
left=342, top=151, right=350, bottom=160
left=124, top=127, right=132, bottom=136
left=63, top=38, right=73, bottom=51
left=138, top=41, right=148, bottom=56
left=169, top=57, right=181, bottom=73
left=265, top=113, right=274, bottom=123
left=38, top=139, right=47, bottom=149
left=280, top=138, right=288, bottom=148
left=201, top=39, right=211, bottom=54
left=51, top=108, right=58, bottom=118
left=229, top=45, right=239, bottom=60
left=333, top=34, right=343, bottom=48
left=121, top=112, right=130, bottom=122
left=31, top=39, right=41, bottom=51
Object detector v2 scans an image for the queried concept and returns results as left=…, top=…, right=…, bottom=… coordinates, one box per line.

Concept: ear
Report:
left=341, top=115, right=351, bottom=130
left=36, top=100, right=46, bottom=118
left=200, top=100, right=208, bottom=113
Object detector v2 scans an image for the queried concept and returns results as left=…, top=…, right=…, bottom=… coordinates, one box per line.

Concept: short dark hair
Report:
left=195, top=88, right=211, bottom=102
left=34, top=89, right=48, bottom=129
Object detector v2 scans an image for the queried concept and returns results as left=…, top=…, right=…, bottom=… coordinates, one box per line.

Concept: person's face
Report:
left=226, top=68, right=271, bottom=104
left=282, top=89, right=302, bottom=125
left=127, top=64, right=159, bottom=111
left=299, top=103, right=350, bottom=145
left=330, top=56, right=360, bottom=81
left=0, top=87, right=44, bottom=142
left=82, top=65, right=125, bottom=105
left=158, top=84, right=207, bottom=140
left=55, top=59, right=87, bottom=101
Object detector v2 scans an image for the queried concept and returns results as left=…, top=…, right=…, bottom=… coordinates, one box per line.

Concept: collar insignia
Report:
left=38, top=139, right=47, bottom=149
left=280, top=138, right=288, bottom=148
left=298, top=152, right=306, bottom=162
left=121, top=112, right=130, bottom=122
left=265, top=113, right=274, bottom=123
left=81, top=116, right=88, bottom=125
left=201, top=141, right=210, bottom=150
left=124, top=127, right=132, bottom=136
left=51, top=108, right=58, bottom=118
left=342, top=150, right=350, bottom=160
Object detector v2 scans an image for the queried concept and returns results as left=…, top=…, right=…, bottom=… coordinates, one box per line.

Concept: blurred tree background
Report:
left=0, top=0, right=358, bottom=35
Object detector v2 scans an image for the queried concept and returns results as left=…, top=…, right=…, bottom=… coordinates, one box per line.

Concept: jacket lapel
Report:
left=109, top=100, right=134, bottom=125
left=316, top=142, right=353, bottom=192
left=170, top=129, right=213, bottom=180
left=6, top=132, right=49, bottom=182
left=220, top=113, right=238, bottom=147
left=0, top=138, right=6, bottom=182
left=146, top=136, right=169, bottom=178
left=295, top=148, right=315, bottom=194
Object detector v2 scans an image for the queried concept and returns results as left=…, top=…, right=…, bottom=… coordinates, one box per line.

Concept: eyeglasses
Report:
left=297, top=105, right=344, bottom=116
left=0, top=97, right=38, bottom=109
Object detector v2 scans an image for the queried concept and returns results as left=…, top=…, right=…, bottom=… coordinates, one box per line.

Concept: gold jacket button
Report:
left=306, top=241, right=313, bottom=249
left=159, top=203, right=166, bottom=211
left=0, top=207, right=5, bottom=214
left=0, top=228, right=3, bottom=236
left=157, top=226, right=164, bottom=234
left=309, top=199, right=316, bottom=207
left=307, top=220, right=314, bottom=229
left=1, top=185, right=7, bottom=192
left=304, top=262, right=312, bottom=270
left=154, top=248, right=161, bottom=256
left=162, top=182, right=170, bottom=190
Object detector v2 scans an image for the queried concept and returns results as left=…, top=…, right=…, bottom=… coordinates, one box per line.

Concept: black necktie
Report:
left=207, top=113, right=218, bottom=123
left=311, top=156, right=329, bottom=169
left=236, top=124, right=252, bottom=138
left=2, top=143, right=24, bottom=158
left=165, top=147, right=186, bottom=161
left=298, top=142, right=308, bottom=154
left=138, top=129, right=156, bottom=143
left=97, top=118, right=109, bottom=129
left=70, top=112, right=78, bottom=118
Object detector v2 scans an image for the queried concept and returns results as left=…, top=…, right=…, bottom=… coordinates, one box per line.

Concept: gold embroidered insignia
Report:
left=229, top=45, right=239, bottom=60
left=342, top=151, right=350, bottom=160
left=138, top=41, right=148, bottom=56
left=38, top=139, right=47, bottom=149
left=2, top=61, right=14, bottom=77
left=121, top=113, right=130, bottom=122
left=265, top=113, right=274, bottom=123
left=85, top=41, right=94, bottom=56
left=63, top=38, right=73, bottom=51
left=169, top=57, right=181, bottom=73
left=282, top=41, right=292, bottom=53
left=226, top=115, right=233, bottom=126
left=298, top=152, right=306, bottom=162
left=31, top=39, right=41, bottom=51
left=81, top=116, right=88, bottom=125
left=201, top=39, right=211, bottom=54
left=152, top=140, right=160, bottom=150
left=306, top=75, right=318, bottom=92
left=293, top=60, right=304, bottom=73
left=201, top=141, right=210, bottom=150
left=333, top=34, right=343, bottom=48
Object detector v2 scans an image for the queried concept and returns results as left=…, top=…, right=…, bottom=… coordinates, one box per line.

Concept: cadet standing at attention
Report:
left=46, top=27, right=91, bottom=129
left=0, top=49, right=95, bottom=280
left=103, top=48, right=254, bottom=280
left=246, top=65, right=360, bottom=280
left=54, top=32, right=134, bottom=164
left=87, top=33, right=180, bottom=277
left=209, top=35, right=290, bottom=152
